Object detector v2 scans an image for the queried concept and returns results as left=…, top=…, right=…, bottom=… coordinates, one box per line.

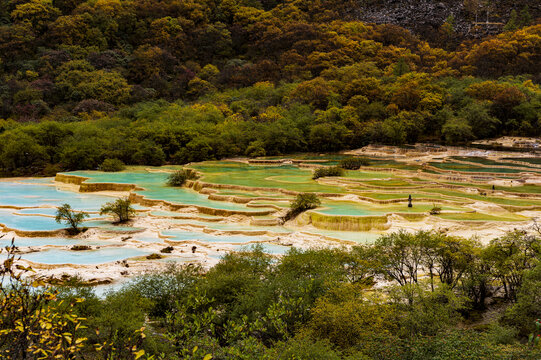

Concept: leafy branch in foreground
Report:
left=0, top=237, right=87, bottom=358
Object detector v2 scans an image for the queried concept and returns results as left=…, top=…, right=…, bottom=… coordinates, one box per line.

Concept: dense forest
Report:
left=4, top=230, right=541, bottom=359
left=0, top=0, right=539, bottom=176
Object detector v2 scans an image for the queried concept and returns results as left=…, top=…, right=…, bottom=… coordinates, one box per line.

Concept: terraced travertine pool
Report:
left=0, top=180, right=111, bottom=210
left=20, top=248, right=151, bottom=265
left=428, top=161, right=540, bottom=174
left=1, top=149, right=540, bottom=284
left=189, top=162, right=350, bottom=193
left=503, top=157, right=541, bottom=165
left=68, top=170, right=276, bottom=212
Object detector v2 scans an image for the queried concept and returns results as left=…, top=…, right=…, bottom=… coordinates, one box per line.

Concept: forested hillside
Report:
left=0, top=0, right=540, bottom=175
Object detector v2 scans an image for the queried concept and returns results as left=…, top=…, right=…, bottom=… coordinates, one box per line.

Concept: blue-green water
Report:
left=1, top=237, right=113, bottom=247
left=208, top=244, right=291, bottom=260
left=0, top=209, right=64, bottom=231
left=162, top=230, right=263, bottom=244
left=18, top=247, right=150, bottom=265
left=168, top=219, right=292, bottom=233
left=0, top=180, right=112, bottom=211
left=67, top=170, right=275, bottom=213
left=304, top=229, right=383, bottom=243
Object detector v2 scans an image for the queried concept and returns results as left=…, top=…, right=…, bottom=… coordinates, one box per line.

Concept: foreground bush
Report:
left=312, top=166, right=344, bottom=179
left=3, top=231, right=541, bottom=359
left=0, top=239, right=149, bottom=359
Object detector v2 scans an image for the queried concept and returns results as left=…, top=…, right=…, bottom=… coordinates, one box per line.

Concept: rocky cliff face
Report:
left=346, top=0, right=540, bottom=40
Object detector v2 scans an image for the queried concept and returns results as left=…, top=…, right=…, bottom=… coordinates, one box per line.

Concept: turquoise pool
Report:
left=17, top=247, right=150, bottom=265
left=162, top=230, right=264, bottom=244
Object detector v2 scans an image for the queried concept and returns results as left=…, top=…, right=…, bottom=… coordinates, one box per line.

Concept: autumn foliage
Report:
left=0, top=0, right=539, bottom=175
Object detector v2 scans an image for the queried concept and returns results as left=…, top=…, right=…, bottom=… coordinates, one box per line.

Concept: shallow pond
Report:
left=68, top=170, right=276, bottom=212
left=0, top=208, right=64, bottom=231
left=0, top=180, right=113, bottom=210
left=161, top=230, right=265, bottom=244
left=1, top=237, right=113, bottom=247
left=19, top=247, right=150, bottom=265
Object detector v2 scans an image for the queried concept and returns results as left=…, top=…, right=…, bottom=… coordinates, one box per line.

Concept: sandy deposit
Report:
left=387, top=212, right=535, bottom=240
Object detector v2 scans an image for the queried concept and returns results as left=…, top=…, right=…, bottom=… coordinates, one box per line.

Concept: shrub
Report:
left=283, top=192, right=321, bottom=221
left=72, top=99, right=115, bottom=115
left=0, top=240, right=90, bottom=358
left=339, top=157, right=370, bottom=170
left=503, top=263, right=541, bottom=335
left=245, top=140, right=266, bottom=158
left=271, top=335, right=342, bottom=360
left=99, top=158, right=125, bottom=172
left=307, top=284, right=396, bottom=348
left=100, top=197, right=135, bottom=223
left=167, top=169, right=199, bottom=187
left=42, top=163, right=63, bottom=176
left=430, top=205, right=442, bottom=215
left=71, top=245, right=91, bottom=251
left=312, top=166, right=344, bottom=180
left=55, top=203, right=89, bottom=234
left=147, top=253, right=163, bottom=260
left=160, top=246, right=174, bottom=254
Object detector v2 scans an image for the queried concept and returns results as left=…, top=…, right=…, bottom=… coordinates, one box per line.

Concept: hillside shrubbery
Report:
left=312, top=166, right=345, bottom=179
left=340, top=157, right=370, bottom=170
left=4, top=229, right=541, bottom=358
left=98, top=158, right=125, bottom=172
left=0, top=0, right=539, bottom=176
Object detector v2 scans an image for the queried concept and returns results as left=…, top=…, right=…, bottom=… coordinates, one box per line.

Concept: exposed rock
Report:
left=348, top=0, right=540, bottom=40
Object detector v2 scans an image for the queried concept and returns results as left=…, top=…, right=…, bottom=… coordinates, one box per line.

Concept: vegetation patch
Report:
left=70, top=245, right=91, bottom=251
left=339, top=157, right=370, bottom=170
left=55, top=203, right=89, bottom=235
left=312, top=166, right=344, bottom=180
left=98, top=158, right=125, bottom=172
left=167, top=169, right=199, bottom=187
left=430, top=205, right=442, bottom=215
left=100, top=197, right=136, bottom=223
left=3, top=227, right=541, bottom=359
left=160, top=246, right=174, bottom=254
left=282, top=193, right=321, bottom=221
